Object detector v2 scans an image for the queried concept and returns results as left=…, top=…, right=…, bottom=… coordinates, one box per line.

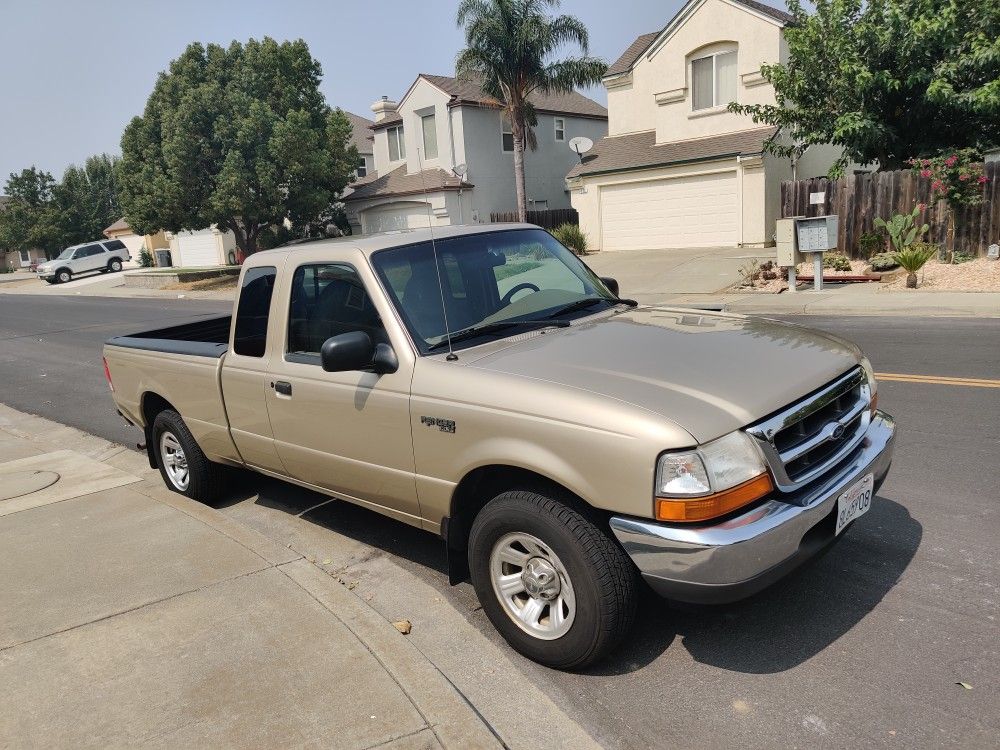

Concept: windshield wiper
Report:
left=543, top=296, right=638, bottom=319
left=427, top=319, right=570, bottom=352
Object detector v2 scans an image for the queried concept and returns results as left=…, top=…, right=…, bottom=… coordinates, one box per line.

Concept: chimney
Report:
left=371, top=96, right=399, bottom=123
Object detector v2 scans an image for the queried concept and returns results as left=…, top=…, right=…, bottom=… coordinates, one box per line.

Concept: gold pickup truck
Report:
left=104, top=224, right=895, bottom=669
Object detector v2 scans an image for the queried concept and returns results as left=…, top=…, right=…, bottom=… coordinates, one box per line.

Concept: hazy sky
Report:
left=0, top=0, right=724, bottom=184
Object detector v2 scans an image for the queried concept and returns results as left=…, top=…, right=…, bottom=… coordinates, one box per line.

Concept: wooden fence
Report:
left=780, top=162, right=1000, bottom=257
left=490, top=208, right=578, bottom=229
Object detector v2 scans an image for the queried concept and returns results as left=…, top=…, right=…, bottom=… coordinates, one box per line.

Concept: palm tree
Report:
left=456, top=0, right=607, bottom=222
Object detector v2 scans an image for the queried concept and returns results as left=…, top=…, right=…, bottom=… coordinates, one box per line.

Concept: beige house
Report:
left=568, top=0, right=842, bottom=251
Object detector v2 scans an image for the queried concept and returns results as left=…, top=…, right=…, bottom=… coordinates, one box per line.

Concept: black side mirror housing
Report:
left=320, top=332, right=398, bottom=374
left=600, top=276, right=620, bottom=297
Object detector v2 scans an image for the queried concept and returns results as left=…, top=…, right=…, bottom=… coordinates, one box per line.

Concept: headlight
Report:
left=655, top=431, right=773, bottom=523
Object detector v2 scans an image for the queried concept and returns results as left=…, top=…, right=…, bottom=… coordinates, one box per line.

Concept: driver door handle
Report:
left=272, top=381, right=292, bottom=397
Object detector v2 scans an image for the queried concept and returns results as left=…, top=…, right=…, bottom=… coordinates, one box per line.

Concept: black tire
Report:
left=468, top=490, right=637, bottom=670
left=56, top=268, right=71, bottom=284
left=44, top=279, right=56, bottom=285
left=151, top=409, right=225, bottom=504
left=108, top=258, right=123, bottom=273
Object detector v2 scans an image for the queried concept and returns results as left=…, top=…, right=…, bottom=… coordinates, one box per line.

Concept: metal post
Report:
left=787, top=265, right=796, bottom=293
left=813, top=252, right=823, bottom=291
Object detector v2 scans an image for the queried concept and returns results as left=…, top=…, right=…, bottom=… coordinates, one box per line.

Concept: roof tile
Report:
left=343, top=165, right=471, bottom=202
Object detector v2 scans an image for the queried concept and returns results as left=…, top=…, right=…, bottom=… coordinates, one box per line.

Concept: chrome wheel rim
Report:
left=58, top=272, right=69, bottom=283
left=159, top=431, right=189, bottom=490
left=489, top=532, right=575, bottom=640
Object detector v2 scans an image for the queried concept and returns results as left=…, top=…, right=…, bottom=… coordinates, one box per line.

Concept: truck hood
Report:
left=467, top=307, right=861, bottom=443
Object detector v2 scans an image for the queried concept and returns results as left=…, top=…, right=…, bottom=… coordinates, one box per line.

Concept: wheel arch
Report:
left=140, top=391, right=178, bottom=469
left=444, top=464, right=606, bottom=585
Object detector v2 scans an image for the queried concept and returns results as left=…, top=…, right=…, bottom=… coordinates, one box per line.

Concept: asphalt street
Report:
left=1, top=293, right=997, bottom=748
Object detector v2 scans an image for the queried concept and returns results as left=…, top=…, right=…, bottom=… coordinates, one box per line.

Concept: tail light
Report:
left=102, top=357, right=114, bottom=392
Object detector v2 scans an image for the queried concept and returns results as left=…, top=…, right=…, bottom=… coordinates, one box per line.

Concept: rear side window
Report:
left=103, top=239, right=126, bottom=251
left=233, top=266, right=277, bottom=357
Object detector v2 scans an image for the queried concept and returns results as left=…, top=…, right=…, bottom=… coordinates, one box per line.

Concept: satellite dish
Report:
left=452, top=163, right=468, bottom=177
left=568, top=136, right=594, bottom=162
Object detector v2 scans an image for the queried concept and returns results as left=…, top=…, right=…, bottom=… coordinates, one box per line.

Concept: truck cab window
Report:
left=288, top=264, right=387, bottom=356
left=233, top=266, right=277, bottom=357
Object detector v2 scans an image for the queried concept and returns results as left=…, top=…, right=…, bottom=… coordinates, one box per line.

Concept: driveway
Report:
left=582, top=246, right=771, bottom=300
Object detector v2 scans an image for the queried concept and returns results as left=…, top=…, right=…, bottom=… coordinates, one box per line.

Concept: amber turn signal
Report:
left=656, top=473, right=774, bottom=523
left=870, top=392, right=879, bottom=418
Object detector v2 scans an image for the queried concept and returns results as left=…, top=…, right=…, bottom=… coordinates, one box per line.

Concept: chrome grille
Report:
left=747, top=368, right=871, bottom=491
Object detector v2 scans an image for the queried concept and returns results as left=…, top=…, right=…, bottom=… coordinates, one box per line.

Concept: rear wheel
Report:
left=108, top=258, right=123, bottom=273
left=56, top=269, right=71, bottom=284
left=468, top=489, right=637, bottom=670
left=152, top=409, right=225, bottom=504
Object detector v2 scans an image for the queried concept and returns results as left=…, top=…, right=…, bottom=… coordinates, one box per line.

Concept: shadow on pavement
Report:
left=215, top=473, right=920, bottom=677
left=590, top=495, right=921, bottom=676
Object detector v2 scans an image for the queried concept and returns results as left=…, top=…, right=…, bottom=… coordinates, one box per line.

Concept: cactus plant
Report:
left=874, top=206, right=929, bottom=255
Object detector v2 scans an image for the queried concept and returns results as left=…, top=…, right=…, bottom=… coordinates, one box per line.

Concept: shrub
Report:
left=857, top=231, right=883, bottom=259
left=551, top=223, right=587, bottom=255
left=894, top=242, right=937, bottom=288
left=874, top=206, right=929, bottom=254
left=823, top=253, right=852, bottom=271
left=760, top=260, right=778, bottom=280
left=869, top=252, right=900, bottom=271
left=138, top=246, right=155, bottom=267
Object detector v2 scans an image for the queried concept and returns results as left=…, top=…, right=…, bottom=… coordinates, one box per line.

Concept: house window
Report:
left=501, top=120, right=514, bottom=152
left=356, top=158, right=367, bottom=178
left=691, top=50, right=737, bottom=110
left=554, top=118, right=565, bottom=141
left=387, top=126, right=406, bottom=161
left=420, top=113, right=438, bottom=160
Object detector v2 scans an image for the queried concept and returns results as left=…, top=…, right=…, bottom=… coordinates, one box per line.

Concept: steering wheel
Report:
left=500, top=282, right=540, bottom=306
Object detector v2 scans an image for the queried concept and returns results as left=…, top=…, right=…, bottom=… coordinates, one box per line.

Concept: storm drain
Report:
left=0, top=471, right=60, bottom=501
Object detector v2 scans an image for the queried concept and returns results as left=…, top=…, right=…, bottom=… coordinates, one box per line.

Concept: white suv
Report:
left=37, top=240, right=132, bottom=284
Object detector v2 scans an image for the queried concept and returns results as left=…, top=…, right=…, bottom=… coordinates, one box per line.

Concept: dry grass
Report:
left=162, top=275, right=239, bottom=292
left=879, top=258, right=1000, bottom=292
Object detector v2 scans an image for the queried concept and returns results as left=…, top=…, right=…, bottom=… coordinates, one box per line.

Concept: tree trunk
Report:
left=512, top=115, right=528, bottom=223
left=906, top=272, right=917, bottom=288
left=227, top=219, right=259, bottom=265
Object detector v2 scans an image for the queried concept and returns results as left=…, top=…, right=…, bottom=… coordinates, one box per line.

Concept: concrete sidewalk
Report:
left=0, top=405, right=506, bottom=749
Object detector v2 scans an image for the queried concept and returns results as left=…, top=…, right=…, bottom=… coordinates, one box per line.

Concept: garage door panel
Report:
left=600, top=171, right=738, bottom=250
left=176, top=233, right=220, bottom=267
left=361, top=203, right=432, bottom=234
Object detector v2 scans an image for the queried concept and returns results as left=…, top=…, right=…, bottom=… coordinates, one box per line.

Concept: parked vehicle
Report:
left=103, top=224, right=895, bottom=669
left=37, top=239, right=131, bottom=284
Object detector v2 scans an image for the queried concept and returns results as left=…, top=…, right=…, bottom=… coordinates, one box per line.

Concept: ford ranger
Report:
left=103, top=224, right=895, bottom=669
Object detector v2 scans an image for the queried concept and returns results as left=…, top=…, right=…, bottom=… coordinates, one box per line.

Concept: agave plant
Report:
left=893, top=242, right=936, bottom=288
left=874, top=206, right=929, bottom=254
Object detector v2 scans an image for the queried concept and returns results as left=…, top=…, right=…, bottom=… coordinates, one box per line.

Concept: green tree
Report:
left=730, top=0, right=1000, bottom=174
left=456, top=0, right=607, bottom=221
left=118, top=38, right=357, bottom=261
left=51, top=154, right=122, bottom=249
left=0, top=167, right=61, bottom=258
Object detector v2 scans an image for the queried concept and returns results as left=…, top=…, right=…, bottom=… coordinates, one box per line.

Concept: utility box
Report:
left=775, top=218, right=800, bottom=266
left=795, top=215, right=839, bottom=254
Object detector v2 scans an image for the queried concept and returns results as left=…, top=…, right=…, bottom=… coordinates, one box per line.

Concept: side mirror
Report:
left=600, top=276, right=620, bottom=297
left=320, top=331, right=398, bottom=374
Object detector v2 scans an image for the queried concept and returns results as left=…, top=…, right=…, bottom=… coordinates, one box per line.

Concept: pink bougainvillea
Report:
left=908, top=150, right=987, bottom=207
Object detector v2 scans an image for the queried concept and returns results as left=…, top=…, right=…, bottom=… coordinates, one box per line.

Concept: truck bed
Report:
left=107, top=315, right=231, bottom=358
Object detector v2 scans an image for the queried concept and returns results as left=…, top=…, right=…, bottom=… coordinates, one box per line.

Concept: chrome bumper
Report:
left=609, top=411, right=896, bottom=604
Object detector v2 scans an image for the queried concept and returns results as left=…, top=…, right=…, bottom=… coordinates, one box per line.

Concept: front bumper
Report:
left=609, top=411, right=895, bottom=604
left=36, top=270, right=54, bottom=279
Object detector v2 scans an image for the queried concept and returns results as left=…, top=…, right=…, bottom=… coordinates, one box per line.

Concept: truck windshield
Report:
left=370, top=228, right=617, bottom=354
left=56, top=247, right=75, bottom=260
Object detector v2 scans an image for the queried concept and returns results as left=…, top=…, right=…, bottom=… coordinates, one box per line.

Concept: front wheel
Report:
left=56, top=269, right=72, bottom=284
left=468, top=490, right=637, bottom=670
left=152, top=409, right=225, bottom=504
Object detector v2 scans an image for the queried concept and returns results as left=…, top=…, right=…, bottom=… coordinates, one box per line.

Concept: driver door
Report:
left=264, top=254, right=420, bottom=523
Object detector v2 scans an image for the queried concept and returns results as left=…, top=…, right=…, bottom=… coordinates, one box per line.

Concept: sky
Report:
left=0, top=0, right=705, bottom=184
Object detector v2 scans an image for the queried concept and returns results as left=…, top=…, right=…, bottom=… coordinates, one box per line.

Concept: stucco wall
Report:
left=606, top=0, right=784, bottom=142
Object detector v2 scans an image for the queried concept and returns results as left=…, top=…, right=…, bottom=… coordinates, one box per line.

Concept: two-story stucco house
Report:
left=342, top=110, right=375, bottom=180
left=343, top=74, right=608, bottom=234
left=568, top=0, right=841, bottom=251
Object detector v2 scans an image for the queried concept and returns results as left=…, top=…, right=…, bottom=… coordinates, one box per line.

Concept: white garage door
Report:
left=175, top=231, right=220, bottom=267
left=600, top=171, right=738, bottom=250
left=361, top=202, right=433, bottom=234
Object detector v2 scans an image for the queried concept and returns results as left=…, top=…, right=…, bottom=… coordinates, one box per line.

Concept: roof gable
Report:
left=341, top=110, right=375, bottom=153
left=605, top=0, right=793, bottom=80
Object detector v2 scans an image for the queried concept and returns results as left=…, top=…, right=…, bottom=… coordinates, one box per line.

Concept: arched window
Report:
left=689, top=44, right=737, bottom=111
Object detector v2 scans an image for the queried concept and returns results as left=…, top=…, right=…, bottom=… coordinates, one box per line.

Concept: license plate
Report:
left=835, top=473, right=874, bottom=535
